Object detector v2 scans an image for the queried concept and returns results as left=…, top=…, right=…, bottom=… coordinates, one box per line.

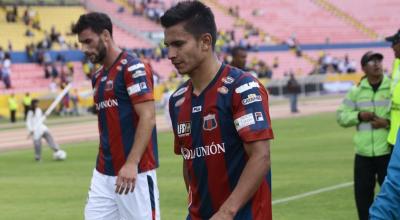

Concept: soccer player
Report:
left=72, top=12, right=160, bottom=220
left=161, top=2, right=274, bottom=219
left=26, top=99, right=65, bottom=161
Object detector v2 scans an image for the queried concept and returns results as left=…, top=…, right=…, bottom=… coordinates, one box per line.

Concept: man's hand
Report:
left=371, top=117, right=389, bottom=129
left=210, top=205, right=235, bottom=220
left=359, top=112, right=375, bottom=121
left=115, top=162, right=138, bottom=195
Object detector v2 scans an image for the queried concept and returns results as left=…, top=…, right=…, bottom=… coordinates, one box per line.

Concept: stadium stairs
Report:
left=205, top=0, right=319, bottom=74
left=327, top=0, right=399, bottom=37
left=310, top=0, right=379, bottom=40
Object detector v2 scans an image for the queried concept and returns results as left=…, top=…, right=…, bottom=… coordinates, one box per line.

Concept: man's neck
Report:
left=368, top=75, right=383, bottom=85
left=190, top=54, right=221, bottom=95
left=102, top=45, right=122, bottom=70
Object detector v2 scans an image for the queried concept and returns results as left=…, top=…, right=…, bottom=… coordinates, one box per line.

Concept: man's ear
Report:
left=101, top=29, right=111, bottom=41
left=201, top=33, right=213, bottom=51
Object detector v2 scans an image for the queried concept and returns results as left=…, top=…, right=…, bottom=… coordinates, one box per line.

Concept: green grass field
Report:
left=0, top=112, right=359, bottom=219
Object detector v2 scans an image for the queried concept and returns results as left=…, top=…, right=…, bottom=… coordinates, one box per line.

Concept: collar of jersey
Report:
left=102, top=51, right=125, bottom=74
left=190, top=63, right=226, bottom=98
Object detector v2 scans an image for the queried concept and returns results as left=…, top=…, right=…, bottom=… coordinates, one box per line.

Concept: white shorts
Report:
left=85, top=169, right=160, bottom=220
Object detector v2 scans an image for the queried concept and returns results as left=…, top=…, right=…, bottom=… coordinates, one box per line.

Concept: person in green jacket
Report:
left=337, top=51, right=392, bottom=220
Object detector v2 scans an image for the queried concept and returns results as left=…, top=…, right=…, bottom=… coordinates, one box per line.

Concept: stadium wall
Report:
left=9, top=42, right=391, bottom=63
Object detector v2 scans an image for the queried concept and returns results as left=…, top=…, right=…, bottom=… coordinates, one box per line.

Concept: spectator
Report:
left=49, top=77, right=57, bottom=92
left=286, top=73, right=301, bottom=113
left=8, top=40, right=13, bottom=51
left=272, top=56, right=279, bottom=69
left=230, top=46, right=247, bottom=70
left=257, top=60, right=273, bottom=79
left=25, top=29, right=34, bottom=37
left=2, top=52, right=12, bottom=89
left=0, top=47, right=4, bottom=61
left=25, top=44, right=35, bottom=62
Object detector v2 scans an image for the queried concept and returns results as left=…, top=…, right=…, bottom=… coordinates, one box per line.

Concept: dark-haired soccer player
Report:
left=72, top=12, right=160, bottom=220
left=161, top=1, right=274, bottom=219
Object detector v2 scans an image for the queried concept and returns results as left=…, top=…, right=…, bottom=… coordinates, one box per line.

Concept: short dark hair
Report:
left=231, top=46, right=246, bottom=56
left=160, top=1, right=217, bottom=49
left=72, top=12, right=113, bottom=37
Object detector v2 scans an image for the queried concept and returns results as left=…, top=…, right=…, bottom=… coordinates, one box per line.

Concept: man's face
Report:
left=232, top=50, right=247, bottom=69
left=392, top=42, right=400, bottom=59
left=164, top=23, right=205, bottom=75
left=363, top=57, right=383, bottom=77
left=78, top=28, right=107, bottom=64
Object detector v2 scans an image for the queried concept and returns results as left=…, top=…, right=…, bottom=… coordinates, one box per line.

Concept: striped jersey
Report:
left=169, top=64, right=274, bottom=220
left=92, top=52, right=158, bottom=176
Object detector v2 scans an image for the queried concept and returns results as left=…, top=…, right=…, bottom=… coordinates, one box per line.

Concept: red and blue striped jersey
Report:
left=92, top=52, right=158, bottom=176
left=169, top=64, right=274, bottom=220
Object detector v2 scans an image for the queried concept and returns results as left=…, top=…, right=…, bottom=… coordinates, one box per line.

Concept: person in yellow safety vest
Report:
left=23, top=92, right=32, bottom=121
left=386, top=30, right=400, bottom=146
left=8, top=93, right=18, bottom=123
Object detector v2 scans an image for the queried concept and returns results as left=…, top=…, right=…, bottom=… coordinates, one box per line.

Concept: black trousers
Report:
left=354, top=153, right=391, bottom=220
left=24, top=105, right=29, bottom=120
left=10, top=110, right=16, bottom=123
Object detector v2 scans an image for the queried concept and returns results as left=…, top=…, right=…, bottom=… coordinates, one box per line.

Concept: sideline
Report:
left=272, top=181, right=353, bottom=205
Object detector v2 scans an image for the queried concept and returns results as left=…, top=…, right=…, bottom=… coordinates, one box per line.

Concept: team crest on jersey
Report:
left=175, top=97, right=185, bottom=107
left=105, top=80, right=113, bottom=91
left=222, top=76, right=235, bottom=84
left=177, top=122, right=191, bottom=137
left=139, top=82, right=147, bottom=89
left=217, top=86, right=229, bottom=94
left=173, top=87, right=188, bottom=97
left=203, top=113, right=217, bottom=131
left=254, top=112, right=264, bottom=121
left=120, top=59, right=127, bottom=65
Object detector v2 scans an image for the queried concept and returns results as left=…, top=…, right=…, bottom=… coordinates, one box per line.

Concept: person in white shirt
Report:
left=26, top=99, right=63, bottom=161
left=160, top=87, right=173, bottom=128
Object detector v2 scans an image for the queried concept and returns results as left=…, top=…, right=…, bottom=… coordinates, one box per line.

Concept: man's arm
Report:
left=115, top=100, right=156, bottom=194
left=369, top=140, right=400, bottom=219
left=211, top=139, right=270, bottom=219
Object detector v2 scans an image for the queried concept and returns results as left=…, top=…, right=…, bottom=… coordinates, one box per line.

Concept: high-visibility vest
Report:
left=23, top=95, right=31, bottom=106
left=8, top=97, right=17, bottom=111
left=388, top=58, right=400, bottom=145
